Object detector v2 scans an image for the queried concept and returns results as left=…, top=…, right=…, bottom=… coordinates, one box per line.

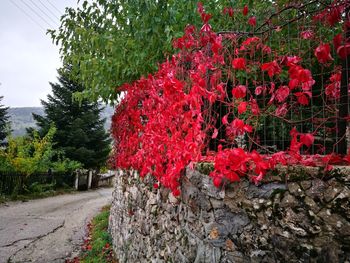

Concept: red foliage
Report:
left=242, top=5, right=249, bottom=16
left=223, top=7, right=234, bottom=17
left=237, top=101, right=248, bottom=114
left=275, top=86, right=290, bottom=103
left=232, top=58, right=246, bottom=70
left=232, top=85, right=247, bottom=99
left=261, top=60, right=281, bottom=77
left=314, top=43, right=333, bottom=64
left=300, top=30, right=314, bottom=40
left=111, top=2, right=349, bottom=194
left=325, top=72, right=341, bottom=99
left=313, top=0, right=346, bottom=26
left=248, top=16, right=256, bottom=27
left=226, top=118, right=253, bottom=140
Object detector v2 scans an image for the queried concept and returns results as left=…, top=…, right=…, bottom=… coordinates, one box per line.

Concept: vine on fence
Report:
left=112, top=1, right=350, bottom=195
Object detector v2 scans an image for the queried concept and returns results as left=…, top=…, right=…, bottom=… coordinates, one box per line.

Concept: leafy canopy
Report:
left=50, top=0, right=276, bottom=103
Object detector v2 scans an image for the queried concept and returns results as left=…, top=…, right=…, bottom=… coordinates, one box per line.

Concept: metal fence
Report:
left=198, top=1, right=350, bottom=156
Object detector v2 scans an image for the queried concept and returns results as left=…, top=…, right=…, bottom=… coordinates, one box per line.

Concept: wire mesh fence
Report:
left=193, top=1, right=350, bottom=157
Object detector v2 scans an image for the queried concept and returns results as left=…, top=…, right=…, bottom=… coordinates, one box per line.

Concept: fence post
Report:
left=338, top=6, right=350, bottom=155
left=74, top=172, right=79, bottom=190
left=87, top=170, right=92, bottom=189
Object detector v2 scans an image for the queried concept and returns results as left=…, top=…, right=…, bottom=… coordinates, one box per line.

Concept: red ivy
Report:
left=314, top=43, right=333, bottom=64
left=232, top=58, right=246, bottom=70
left=111, top=1, right=349, bottom=195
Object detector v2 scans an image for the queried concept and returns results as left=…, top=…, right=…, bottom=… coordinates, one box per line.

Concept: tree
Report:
left=1, top=126, right=81, bottom=174
left=33, top=68, right=111, bottom=170
left=0, top=95, right=9, bottom=142
left=50, top=0, right=275, bottom=102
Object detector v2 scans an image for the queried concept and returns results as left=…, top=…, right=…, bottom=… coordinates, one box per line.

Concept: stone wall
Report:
left=109, top=166, right=350, bottom=263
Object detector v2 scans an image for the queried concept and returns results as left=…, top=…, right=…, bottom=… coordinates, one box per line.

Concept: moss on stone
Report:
left=270, top=188, right=287, bottom=199
left=195, top=162, right=214, bottom=175
left=265, top=165, right=325, bottom=183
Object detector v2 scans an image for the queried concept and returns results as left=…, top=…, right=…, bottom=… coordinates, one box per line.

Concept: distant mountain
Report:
left=8, top=106, right=115, bottom=137
left=8, top=107, right=44, bottom=137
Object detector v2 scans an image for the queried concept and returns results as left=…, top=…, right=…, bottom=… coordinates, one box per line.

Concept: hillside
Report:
left=8, top=106, right=114, bottom=137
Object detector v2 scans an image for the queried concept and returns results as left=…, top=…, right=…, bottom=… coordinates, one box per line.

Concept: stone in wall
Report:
left=109, top=166, right=350, bottom=263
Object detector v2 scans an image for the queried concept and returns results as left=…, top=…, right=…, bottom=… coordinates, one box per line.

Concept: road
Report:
left=0, top=188, right=113, bottom=263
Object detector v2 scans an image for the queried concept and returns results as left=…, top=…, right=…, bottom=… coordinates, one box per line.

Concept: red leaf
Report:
left=337, top=44, right=350, bottom=59
left=226, top=171, right=240, bottom=182
left=286, top=56, right=302, bottom=66
left=314, top=43, right=333, bottom=64
left=222, top=114, right=229, bottom=125
left=226, top=118, right=253, bottom=138
left=241, top=37, right=260, bottom=47
left=216, top=83, right=226, bottom=98
left=327, top=6, right=342, bottom=26
left=211, top=35, right=223, bottom=54
left=251, top=172, right=264, bottom=185
left=228, top=7, right=234, bottom=17
left=197, top=2, right=204, bottom=13
left=300, top=133, right=314, bottom=147
left=288, top=79, right=299, bottom=90
left=250, top=99, right=260, bottom=115
left=261, top=60, right=281, bottom=77
left=255, top=85, right=265, bottom=96
left=344, top=154, right=350, bottom=163
left=333, top=33, right=342, bottom=51
left=248, top=16, right=256, bottom=27
left=295, top=92, right=309, bottom=105
left=232, top=58, right=246, bottom=70
left=232, top=85, right=247, bottom=99
left=212, top=128, right=218, bottom=139
left=300, top=30, right=314, bottom=40
left=237, top=101, right=247, bottom=114
left=201, top=13, right=212, bottom=23
left=223, top=7, right=234, bottom=17
left=213, top=177, right=222, bottom=187
left=289, top=127, right=301, bottom=153
left=242, top=5, right=249, bottom=16
left=261, top=45, right=272, bottom=54
left=275, top=103, right=288, bottom=117
left=275, top=86, right=290, bottom=103
left=244, top=124, right=253, bottom=133
left=172, top=189, right=181, bottom=197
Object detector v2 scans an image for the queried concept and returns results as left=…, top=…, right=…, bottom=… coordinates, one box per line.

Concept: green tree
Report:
left=33, top=68, right=111, bottom=170
left=50, top=0, right=277, bottom=102
left=0, top=95, right=9, bottom=141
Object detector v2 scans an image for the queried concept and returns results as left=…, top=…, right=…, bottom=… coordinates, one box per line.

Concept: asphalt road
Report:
left=0, top=188, right=113, bottom=263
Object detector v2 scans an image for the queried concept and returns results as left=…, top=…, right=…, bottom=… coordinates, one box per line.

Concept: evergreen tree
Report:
left=33, top=69, right=111, bottom=169
left=0, top=95, right=9, bottom=142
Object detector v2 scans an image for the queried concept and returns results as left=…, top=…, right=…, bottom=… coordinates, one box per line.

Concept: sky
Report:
left=0, top=0, right=78, bottom=107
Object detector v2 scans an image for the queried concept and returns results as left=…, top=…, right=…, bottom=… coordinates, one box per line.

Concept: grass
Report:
left=0, top=195, right=7, bottom=203
left=77, top=205, right=117, bottom=263
left=0, top=187, right=75, bottom=203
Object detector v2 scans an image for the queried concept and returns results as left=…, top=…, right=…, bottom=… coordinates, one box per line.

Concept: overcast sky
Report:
left=0, top=0, right=78, bottom=107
